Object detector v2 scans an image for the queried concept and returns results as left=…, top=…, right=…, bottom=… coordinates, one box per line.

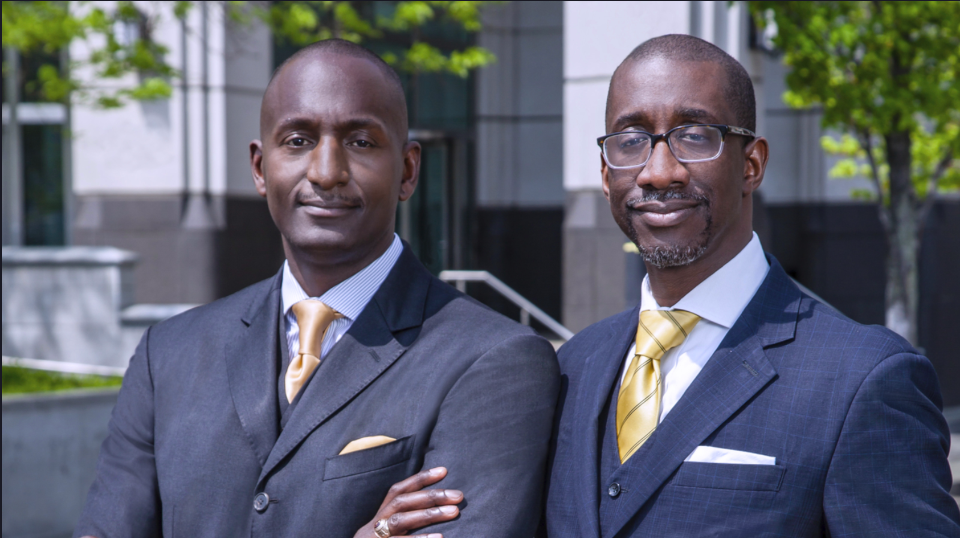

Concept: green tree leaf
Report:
left=4, top=1, right=498, bottom=107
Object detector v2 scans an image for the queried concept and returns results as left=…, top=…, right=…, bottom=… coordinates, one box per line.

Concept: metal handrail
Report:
left=439, top=270, right=575, bottom=341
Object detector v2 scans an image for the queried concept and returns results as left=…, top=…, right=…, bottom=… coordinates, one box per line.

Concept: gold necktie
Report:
left=285, top=300, right=343, bottom=403
left=616, top=309, right=700, bottom=463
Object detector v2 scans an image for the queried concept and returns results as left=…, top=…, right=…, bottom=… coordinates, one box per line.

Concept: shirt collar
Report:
left=281, top=234, right=404, bottom=321
left=639, top=232, right=770, bottom=328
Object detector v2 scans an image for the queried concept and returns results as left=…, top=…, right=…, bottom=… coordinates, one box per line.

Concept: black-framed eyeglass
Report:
left=596, top=124, right=756, bottom=169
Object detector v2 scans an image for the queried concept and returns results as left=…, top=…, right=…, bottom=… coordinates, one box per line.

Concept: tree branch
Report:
left=918, top=150, right=953, bottom=224
left=858, top=129, right=892, bottom=233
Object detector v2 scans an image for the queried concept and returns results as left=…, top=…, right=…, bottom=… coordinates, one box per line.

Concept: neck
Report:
left=284, top=232, right=394, bottom=298
left=645, top=230, right=752, bottom=308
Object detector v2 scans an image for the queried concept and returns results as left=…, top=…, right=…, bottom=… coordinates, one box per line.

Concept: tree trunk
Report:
left=883, top=130, right=920, bottom=346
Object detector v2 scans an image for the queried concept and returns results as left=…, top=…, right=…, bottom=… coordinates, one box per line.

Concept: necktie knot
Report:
left=285, top=300, right=343, bottom=404
left=292, top=299, right=343, bottom=358
left=635, top=310, right=700, bottom=361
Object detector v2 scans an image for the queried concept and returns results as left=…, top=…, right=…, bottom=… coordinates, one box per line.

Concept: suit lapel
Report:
left=223, top=271, right=283, bottom=467
left=258, top=246, right=431, bottom=483
left=602, top=258, right=800, bottom=538
left=571, top=306, right=639, bottom=538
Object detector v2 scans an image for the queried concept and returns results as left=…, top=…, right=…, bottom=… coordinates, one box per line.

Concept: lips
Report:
left=298, top=199, right=360, bottom=217
left=631, top=200, right=700, bottom=228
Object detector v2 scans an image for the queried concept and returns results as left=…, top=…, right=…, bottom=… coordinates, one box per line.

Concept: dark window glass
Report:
left=22, top=124, right=64, bottom=245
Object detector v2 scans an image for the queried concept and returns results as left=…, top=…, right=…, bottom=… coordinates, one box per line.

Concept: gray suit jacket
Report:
left=75, top=245, right=561, bottom=537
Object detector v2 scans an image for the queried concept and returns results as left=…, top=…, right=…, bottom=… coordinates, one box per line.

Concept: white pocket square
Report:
left=684, top=446, right=776, bottom=465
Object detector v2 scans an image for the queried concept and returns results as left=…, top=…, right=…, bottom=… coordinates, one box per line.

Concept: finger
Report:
left=388, top=489, right=463, bottom=514
left=384, top=505, right=459, bottom=536
left=407, top=534, right=443, bottom=538
left=378, top=467, right=448, bottom=510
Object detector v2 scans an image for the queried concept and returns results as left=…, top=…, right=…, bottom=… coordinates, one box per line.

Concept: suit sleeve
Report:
left=73, top=328, right=161, bottom=538
left=823, top=352, right=960, bottom=536
left=419, top=333, right=561, bottom=538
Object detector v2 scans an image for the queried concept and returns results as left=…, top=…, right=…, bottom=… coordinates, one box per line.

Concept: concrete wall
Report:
left=2, top=388, right=119, bottom=538
left=1, top=246, right=196, bottom=368
left=2, top=247, right=137, bottom=368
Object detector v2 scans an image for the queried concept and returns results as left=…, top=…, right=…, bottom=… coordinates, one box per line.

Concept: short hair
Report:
left=270, top=38, right=404, bottom=94
left=609, top=34, right=756, bottom=132
left=265, top=39, right=408, bottom=136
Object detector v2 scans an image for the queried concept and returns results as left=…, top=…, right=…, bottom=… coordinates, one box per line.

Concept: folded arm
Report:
left=414, top=333, right=561, bottom=538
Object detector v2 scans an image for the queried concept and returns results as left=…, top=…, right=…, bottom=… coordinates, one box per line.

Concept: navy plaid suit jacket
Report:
left=544, top=255, right=960, bottom=537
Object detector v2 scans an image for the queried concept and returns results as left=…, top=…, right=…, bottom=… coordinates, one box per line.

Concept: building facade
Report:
left=3, top=1, right=958, bottom=404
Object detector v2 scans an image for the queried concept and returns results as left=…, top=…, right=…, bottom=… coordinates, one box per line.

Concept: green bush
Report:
left=1, top=366, right=122, bottom=395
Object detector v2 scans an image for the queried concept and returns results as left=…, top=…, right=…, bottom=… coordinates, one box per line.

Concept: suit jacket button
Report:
left=608, top=483, right=621, bottom=498
left=254, top=492, right=270, bottom=512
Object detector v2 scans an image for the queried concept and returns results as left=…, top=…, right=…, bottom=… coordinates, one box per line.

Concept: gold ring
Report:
left=374, top=518, right=391, bottom=538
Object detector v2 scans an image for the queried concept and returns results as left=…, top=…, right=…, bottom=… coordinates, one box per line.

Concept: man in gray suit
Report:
left=75, top=39, right=560, bottom=538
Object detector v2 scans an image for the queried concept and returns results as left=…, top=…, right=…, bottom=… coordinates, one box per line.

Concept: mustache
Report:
left=295, top=191, right=363, bottom=206
left=626, top=189, right=710, bottom=206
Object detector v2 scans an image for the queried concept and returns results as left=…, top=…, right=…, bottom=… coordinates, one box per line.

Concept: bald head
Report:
left=261, top=39, right=409, bottom=141
left=608, top=34, right=756, bottom=132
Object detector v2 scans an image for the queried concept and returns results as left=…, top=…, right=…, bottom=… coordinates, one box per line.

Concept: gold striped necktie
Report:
left=285, top=300, right=343, bottom=403
left=616, top=309, right=700, bottom=463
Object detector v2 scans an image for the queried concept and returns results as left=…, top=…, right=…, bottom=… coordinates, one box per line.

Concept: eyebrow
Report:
left=273, top=116, right=389, bottom=137
left=674, top=107, right=718, bottom=123
left=612, top=107, right=721, bottom=133
left=336, top=118, right=388, bottom=133
left=274, top=117, right=315, bottom=134
left=612, top=111, right=650, bottom=131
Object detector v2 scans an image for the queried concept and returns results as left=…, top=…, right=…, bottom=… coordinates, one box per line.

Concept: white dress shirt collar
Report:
left=281, top=234, right=404, bottom=321
left=639, top=232, right=769, bottom=327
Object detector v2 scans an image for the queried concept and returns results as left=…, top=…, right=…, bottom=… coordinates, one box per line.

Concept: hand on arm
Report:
left=354, top=467, right=462, bottom=538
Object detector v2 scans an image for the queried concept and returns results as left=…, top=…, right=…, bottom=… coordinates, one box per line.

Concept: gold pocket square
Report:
left=339, top=435, right=397, bottom=455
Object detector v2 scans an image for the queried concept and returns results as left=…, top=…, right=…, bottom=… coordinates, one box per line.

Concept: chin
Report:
left=285, top=229, right=359, bottom=255
left=636, top=242, right=709, bottom=269
left=631, top=221, right=713, bottom=270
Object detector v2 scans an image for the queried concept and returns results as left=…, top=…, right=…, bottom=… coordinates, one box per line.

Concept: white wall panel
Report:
left=563, top=1, right=691, bottom=80
left=563, top=79, right=607, bottom=191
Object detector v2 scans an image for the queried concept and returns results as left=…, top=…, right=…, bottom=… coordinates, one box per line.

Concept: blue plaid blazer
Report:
left=543, top=256, right=960, bottom=537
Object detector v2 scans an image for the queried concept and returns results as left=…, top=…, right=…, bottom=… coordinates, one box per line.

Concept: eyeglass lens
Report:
left=603, top=125, right=723, bottom=168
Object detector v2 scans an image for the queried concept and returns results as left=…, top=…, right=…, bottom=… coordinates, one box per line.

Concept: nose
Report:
left=306, top=136, right=349, bottom=189
left=636, top=137, right=689, bottom=191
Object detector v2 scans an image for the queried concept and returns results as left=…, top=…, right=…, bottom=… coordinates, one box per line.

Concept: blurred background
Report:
left=2, top=1, right=959, bottom=536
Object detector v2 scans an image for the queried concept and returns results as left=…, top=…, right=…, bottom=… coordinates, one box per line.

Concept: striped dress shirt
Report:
left=281, top=234, right=403, bottom=362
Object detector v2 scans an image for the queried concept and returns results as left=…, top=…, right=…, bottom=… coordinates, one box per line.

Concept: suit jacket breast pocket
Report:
left=671, top=462, right=786, bottom=492
left=323, top=435, right=415, bottom=480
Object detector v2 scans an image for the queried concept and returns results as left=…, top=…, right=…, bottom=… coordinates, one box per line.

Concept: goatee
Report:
left=627, top=189, right=712, bottom=269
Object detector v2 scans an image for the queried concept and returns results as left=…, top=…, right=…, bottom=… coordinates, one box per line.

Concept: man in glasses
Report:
left=542, top=34, right=960, bottom=536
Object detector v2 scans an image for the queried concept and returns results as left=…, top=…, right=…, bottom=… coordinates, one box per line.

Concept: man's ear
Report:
left=251, top=140, right=267, bottom=198
left=742, top=136, right=768, bottom=196
left=399, top=141, right=421, bottom=202
left=600, top=152, right=612, bottom=202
